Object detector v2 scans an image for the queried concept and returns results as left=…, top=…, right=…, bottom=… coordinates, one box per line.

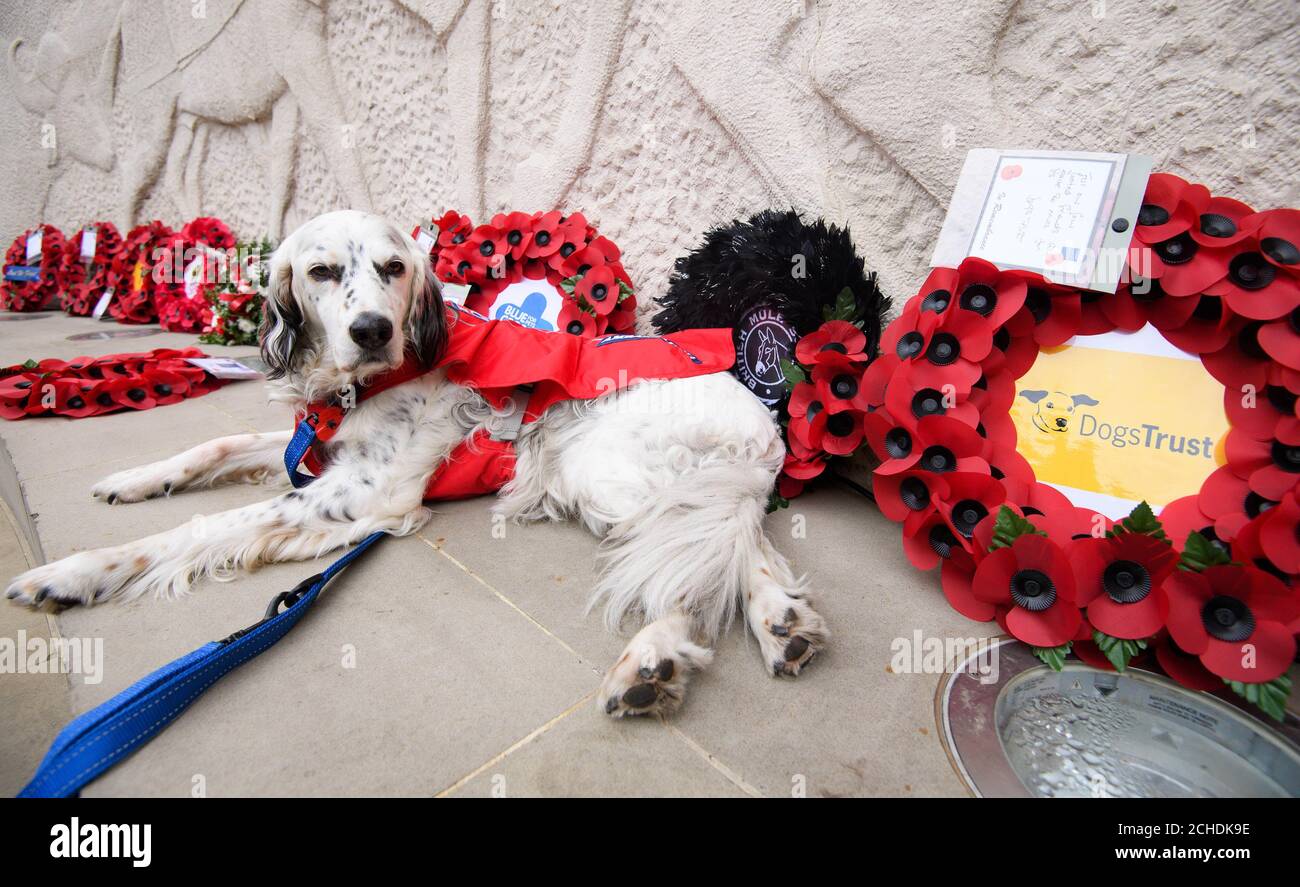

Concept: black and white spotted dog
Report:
left=5, top=210, right=826, bottom=717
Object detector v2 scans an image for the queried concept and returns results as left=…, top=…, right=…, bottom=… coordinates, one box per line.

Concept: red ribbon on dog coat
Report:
left=295, top=304, right=736, bottom=500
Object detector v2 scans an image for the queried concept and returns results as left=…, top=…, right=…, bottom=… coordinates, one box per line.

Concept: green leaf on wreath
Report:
left=821, top=286, right=857, bottom=323
left=766, top=490, right=790, bottom=513
left=22, top=359, right=38, bottom=370
left=988, top=505, right=1045, bottom=551
left=617, top=279, right=635, bottom=302
left=1033, top=643, right=1071, bottom=671
left=1091, top=630, right=1147, bottom=673
left=1108, top=500, right=1168, bottom=542
left=1224, top=673, right=1291, bottom=723
left=1178, top=530, right=1232, bottom=573
left=559, top=275, right=578, bottom=295
left=780, top=358, right=807, bottom=392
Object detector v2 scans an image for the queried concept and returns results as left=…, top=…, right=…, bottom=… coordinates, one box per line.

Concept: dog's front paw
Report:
left=599, top=616, right=713, bottom=719
left=748, top=590, right=828, bottom=677
left=92, top=462, right=176, bottom=504
left=5, top=552, right=123, bottom=609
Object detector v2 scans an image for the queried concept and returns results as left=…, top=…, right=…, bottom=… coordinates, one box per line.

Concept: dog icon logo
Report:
left=1019, top=389, right=1099, bottom=434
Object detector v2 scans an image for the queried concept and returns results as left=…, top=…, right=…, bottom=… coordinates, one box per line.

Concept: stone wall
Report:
left=2, top=0, right=1296, bottom=320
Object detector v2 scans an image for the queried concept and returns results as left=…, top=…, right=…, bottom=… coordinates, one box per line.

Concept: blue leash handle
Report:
left=18, top=530, right=386, bottom=798
left=284, top=416, right=319, bottom=488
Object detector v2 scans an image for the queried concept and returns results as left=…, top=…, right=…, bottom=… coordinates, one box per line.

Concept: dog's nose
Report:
left=349, top=313, right=393, bottom=350
left=1055, top=417, right=1067, bottom=428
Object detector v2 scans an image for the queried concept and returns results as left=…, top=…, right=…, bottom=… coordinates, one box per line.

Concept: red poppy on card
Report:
left=1072, top=533, right=1177, bottom=639
left=972, top=534, right=1082, bottom=647
left=1151, top=631, right=1225, bottom=691
left=1224, top=420, right=1300, bottom=501
left=796, top=320, right=868, bottom=366
left=576, top=265, right=618, bottom=316
left=1133, top=173, right=1207, bottom=245
left=1164, top=564, right=1300, bottom=682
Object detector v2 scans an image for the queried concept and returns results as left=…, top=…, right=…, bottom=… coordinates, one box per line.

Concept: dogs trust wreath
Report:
left=866, top=173, right=1299, bottom=720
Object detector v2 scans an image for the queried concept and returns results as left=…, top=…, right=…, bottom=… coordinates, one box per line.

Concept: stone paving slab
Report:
left=0, top=312, right=987, bottom=796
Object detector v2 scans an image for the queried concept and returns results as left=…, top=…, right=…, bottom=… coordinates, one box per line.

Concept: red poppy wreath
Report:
left=107, top=221, right=176, bottom=324
left=0, top=348, right=225, bottom=421
left=864, top=173, right=1300, bottom=721
left=2, top=224, right=66, bottom=312
left=59, top=222, right=124, bottom=316
left=412, top=210, right=638, bottom=336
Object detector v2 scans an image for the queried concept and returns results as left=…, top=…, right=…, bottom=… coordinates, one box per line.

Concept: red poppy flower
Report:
left=874, top=467, right=946, bottom=526
left=1131, top=235, right=1232, bottom=298
left=903, top=510, right=978, bottom=571
left=1158, top=495, right=1222, bottom=550
left=1202, top=319, right=1273, bottom=392
left=1257, top=491, right=1300, bottom=575
left=1160, top=295, right=1235, bottom=355
left=557, top=300, right=596, bottom=337
left=971, top=534, right=1082, bottom=647
left=1013, top=277, right=1083, bottom=347
left=900, top=308, right=992, bottom=393
left=575, top=265, right=619, bottom=316
left=869, top=413, right=985, bottom=477
left=1102, top=276, right=1199, bottom=333
left=1071, top=639, right=1118, bottom=672
left=1151, top=631, right=1225, bottom=691
left=490, top=211, right=535, bottom=261
left=1164, top=564, right=1300, bottom=682
left=1198, top=464, right=1273, bottom=541
left=1203, top=231, right=1300, bottom=321
left=545, top=216, right=591, bottom=274
left=1224, top=419, right=1300, bottom=501
left=1258, top=309, right=1300, bottom=371
left=788, top=389, right=863, bottom=456
left=1132, top=173, right=1207, bottom=245
left=1072, top=533, right=1177, bottom=639
left=524, top=211, right=564, bottom=259
left=1190, top=196, right=1261, bottom=248
left=882, top=362, right=980, bottom=432
left=796, top=320, right=868, bottom=365
left=912, top=259, right=1029, bottom=328
left=780, top=438, right=828, bottom=499
left=980, top=310, right=1040, bottom=379
left=806, top=353, right=868, bottom=415
left=1008, top=482, right=1078, bottom=539
left=940, top=557, right=997, bottom=622
left=966, top=370, right=1015, bottom=422
left=935, top=472, right=1005, bottom=541
left=181, top=217, right=236, bottom=251
left=463, top=225, right=508, bottom=278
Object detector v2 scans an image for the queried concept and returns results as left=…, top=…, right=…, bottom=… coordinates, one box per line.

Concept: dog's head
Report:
left=1019, top=389, right=1099, bottom=433
left=259, top=210, right=446, bottom=399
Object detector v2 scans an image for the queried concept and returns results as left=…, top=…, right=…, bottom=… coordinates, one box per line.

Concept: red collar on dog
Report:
left=294, top=304, right=736, bottom=498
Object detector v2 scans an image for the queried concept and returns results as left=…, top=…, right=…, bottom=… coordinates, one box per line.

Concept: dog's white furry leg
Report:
left=8, top=473, right=428, bottom=608
left=744, top=535, right=827, bottom=676
left=92, top=430, right=294, bottom=503
left=598, top=611, right=714, bottom=718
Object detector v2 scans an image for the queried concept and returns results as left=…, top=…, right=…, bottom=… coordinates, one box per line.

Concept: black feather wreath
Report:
left=652, top=209, right=889, bottom=351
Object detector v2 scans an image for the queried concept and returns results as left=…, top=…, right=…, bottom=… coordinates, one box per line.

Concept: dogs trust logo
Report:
left=735, top=305, right=797, bottom=406
left=1018, top=389, right=1099, bottom=434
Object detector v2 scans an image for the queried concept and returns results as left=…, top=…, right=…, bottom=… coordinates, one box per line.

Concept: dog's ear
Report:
left=1018, top=389, right=1048, bottom=404
left=405, top=250, right=447, bottom=368
left=259, top=240, right=304, bottom=380
left=1072, top=393, right=1099, bottom=407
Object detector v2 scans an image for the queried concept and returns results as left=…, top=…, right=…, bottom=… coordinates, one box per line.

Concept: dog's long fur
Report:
left=5, top=211, right=827, bottom=718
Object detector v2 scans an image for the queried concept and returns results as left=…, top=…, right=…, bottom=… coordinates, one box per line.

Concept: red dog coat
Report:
left=294, top=304, right=736, bottom=500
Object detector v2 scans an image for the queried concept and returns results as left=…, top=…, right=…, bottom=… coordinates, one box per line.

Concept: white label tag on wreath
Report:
left=80, top=227, right=97, bottom=261
left=25, top=231, right=42, bottom=263
left=485, top=277, right=564, bottom=332
left=415, top=227, right=436, bottom=253
left=184, top=357, right=262, bottom=380
left=439, top=281, right=470, bottom=305
left=92, top=288, right=115, bottom=319
left=933, top=148, right=1153, bottom=293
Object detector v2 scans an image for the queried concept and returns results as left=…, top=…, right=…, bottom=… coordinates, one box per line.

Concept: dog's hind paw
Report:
left=747, top=588, right=827, bottom=677
left=599, top=614, right=713, bottom=719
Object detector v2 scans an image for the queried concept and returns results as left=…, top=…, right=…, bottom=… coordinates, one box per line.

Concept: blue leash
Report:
left=19, top=421, right=382, bottom=797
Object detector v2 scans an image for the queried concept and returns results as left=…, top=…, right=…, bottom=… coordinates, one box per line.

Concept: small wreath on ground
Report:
left=0, top=347, right=224, bottom=420
left=864, top=174, right=1299, bottom=720
left=59, top=222, right=124, bottom=316
left=199, top=238, right=273, bottom=348
left=2, top=225, right=66, bottom=311
left=413, top=210, right=638, bottom=336
left=109, top=221, right=176, bottom=324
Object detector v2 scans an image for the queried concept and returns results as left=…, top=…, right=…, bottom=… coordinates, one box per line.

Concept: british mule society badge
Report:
left=734, top=304, right=797, bottom=406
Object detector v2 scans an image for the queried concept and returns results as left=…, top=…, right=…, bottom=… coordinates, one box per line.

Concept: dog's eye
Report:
left=308, top=264, right=339, bottom=283
left=382, top=260, right=405, bottom=278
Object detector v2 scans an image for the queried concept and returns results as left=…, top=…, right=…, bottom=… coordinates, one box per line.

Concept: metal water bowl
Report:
left=939, top=638, right=1300, bottom=797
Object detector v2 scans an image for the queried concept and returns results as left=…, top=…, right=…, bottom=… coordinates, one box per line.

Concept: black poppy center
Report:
left=911, top=388, right=946, bottom=419
left=535, top=231, right=551, bottom=246
left=153, top=384, right=172, bottom=397
left=1010, top=569, right=1056, bottom=611
left=929, top=524, right=958, bottom=559
left=507, top=230, right=523, bottom=246
left=960, top=283, right=996, bottom=316
left=831, top=374, right=858, bottom=400
left=67, top=396, right=84, bottom=409
left=1128, top=276, right=1165, bottom=303
left=560, top=243, right=576, bottom=258
left=1266, top=385, right=1298, bottom=415
left=899, top=477, right=929, bottom=511
left=896, top=331, right=925, bottom=360
left=821, top=342, right=848, bottom=355
left=1138, top=204, right=1170, bottom=227
left=926, top=333, right=960, bottom=366
left=1199, top=213, right=1237, bottom=239
left=921, top=445, right=956, bottom=472
left=96, top=392, right=114, bottom=407
left=951, top=500, right=988, bottom=538
left=126, top=388, right=146, bottom=402
left=451, top=233, right=466, bottom=245
left=1262, top=237, right=1299, bottom=265
left=1192, top=295, right=1224, bottom=323
left=1237, top=321, right=1268, bottom=360
left=478, top=240, right=495, bottom=257
left=1025, top=288, right=1051, bottom=323
left=806, top=401, right=824, bottom=423
left=1244, top=490, right=1277, bottom=518
left=1273, top=440, right=1300, bottom=473
left=1227, top=252, right=1276, bottom=291
left=590, top=283, right=608, bottom=301
left=921, top=289, right=951, bottom=313
left=1155, top=233, right=1198, bottom=265
left=1103, top=559, right=1151, bottom=604
left=826, top=413, right=855, bottom=437
left=884, top=428, right=912, bottom=459
left=1201, top=596, right=1255, bottom=642
left=457, top=261, right=472, bottom=277
left=566, top=321, right=584, bottom=335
